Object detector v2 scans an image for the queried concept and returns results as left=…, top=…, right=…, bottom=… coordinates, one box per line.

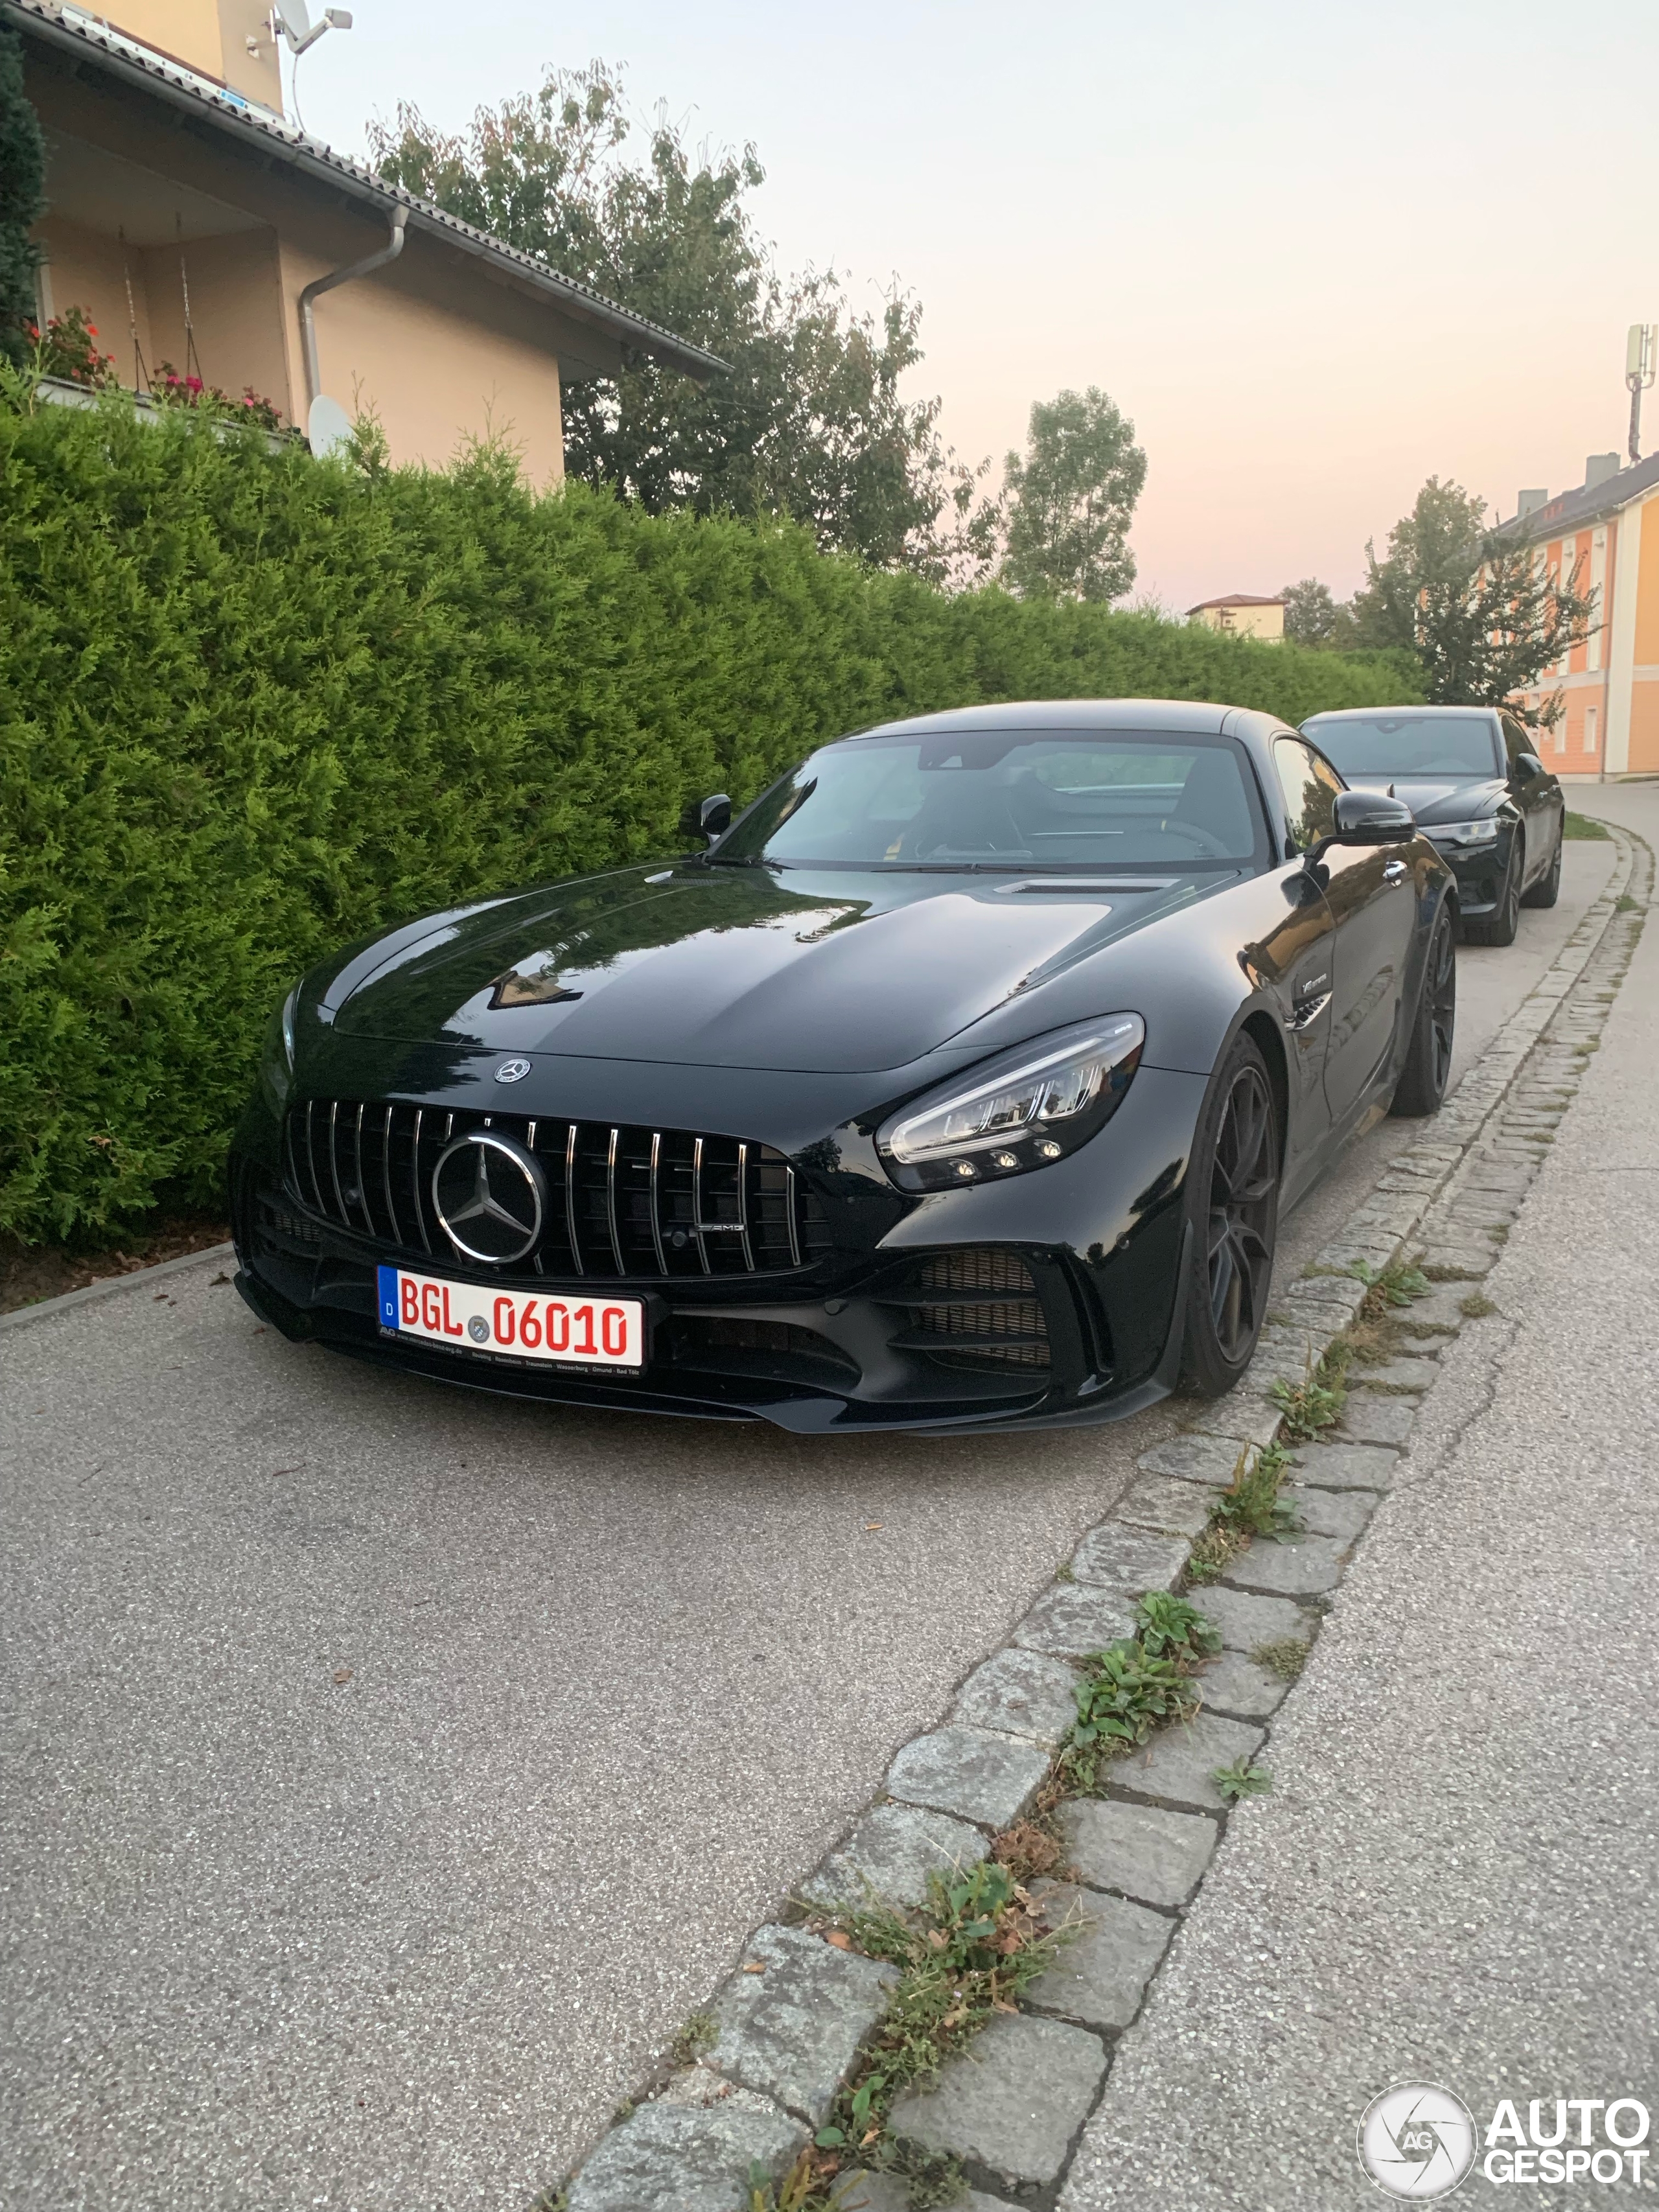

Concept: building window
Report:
left=1588, top=529, right=1607, bottom=672
left=1585, top=704, right=1598, bottom=756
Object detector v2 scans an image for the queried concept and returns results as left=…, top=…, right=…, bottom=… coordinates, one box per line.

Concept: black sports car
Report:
left=1300, top=705, right=1564, bottom=946
left=231, top=701, right=1457, bottom=1434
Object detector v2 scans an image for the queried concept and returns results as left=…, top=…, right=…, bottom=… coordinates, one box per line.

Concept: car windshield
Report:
left=1309, top=715, right=1500, bottom=780
left=712, top=730, right=1267, bottom=872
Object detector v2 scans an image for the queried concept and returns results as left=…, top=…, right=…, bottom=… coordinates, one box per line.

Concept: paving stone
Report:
left=1220, top=1531, right=1349, bottom=1597
left=1335, top=1393, right=1419, bottom=1447
left=1057, top=1797, right=1218, bottom=1909
left=1112, top=1710, right=1267, bottom=1813
left=1350, top=1355, right=1439, bottom=1392
left=1185, top=1396, right=1286, bottom=1450
left=1393, top=1325, right=1456, bottom=1355
left=1025, top=1881, right=1172, bottom=2030
left=707, top=1924, right=898, bottom=2125
left=1196, top=1648, right=1292, bottom=1719
left=1288, top=1439, right=1400, bottom=1491
left=887, top=2011, right=1107, bottom=2186
left=567, top=2090, right=806, bottom=2211
left=885, top=1726, right=1049, bottom=1831
left=1070, top=1522, right=1189, bottom=1596
left=1283, top=1275, right=1368, bottom=1322
left=1114, top=1476, right=1219, bottom=1539
left=951, top=1646, right=1080, bottom=1749
left=1419, top=1243, right=1497, bottom=1278
left=801, top=1804, right=986, bottom=1911
left=1137, top=1435, right=1250, bottom=1487
left=1013, top=1581, right=1138, bottom=1660
left=1192, top=1583, right=1310, bottom=1651
left=1286, top=1483, right=1378, bottom=1540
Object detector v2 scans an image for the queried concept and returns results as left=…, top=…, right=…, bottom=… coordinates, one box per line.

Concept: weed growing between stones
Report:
left=1212, top=1443, right=1298, bottom=1542
left=1211, top=1756, right=1273, bottom=1804
left=1271, top=1342, right=1350, bottom=1439
left=1459, top=1292, right=1498, bottom=1319
left=1351, top=1258, right=1431, bottom=1310
left=668, top=2010, right=717, bottom=2067
left=798, top=1861, right=1065, bottom=2198
left=1253, top=1636, right=1310, bottom=1681
left=1060, top=1594, right=1221, bottom=1790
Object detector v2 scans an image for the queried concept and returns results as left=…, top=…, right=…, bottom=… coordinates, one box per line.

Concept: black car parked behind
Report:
left=1300, top=706, right=1564, bottom=946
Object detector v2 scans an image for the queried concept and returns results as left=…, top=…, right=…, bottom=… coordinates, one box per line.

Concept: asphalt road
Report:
left=1061, top=787, right=1658, bottom=2211
left=0, top=841, right=1618, bottom=2212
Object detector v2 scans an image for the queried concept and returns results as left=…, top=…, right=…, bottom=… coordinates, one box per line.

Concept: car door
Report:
left=1500, top=712, right=1562, bottom=888
left=1273, top=736, right=1417, bottom=1129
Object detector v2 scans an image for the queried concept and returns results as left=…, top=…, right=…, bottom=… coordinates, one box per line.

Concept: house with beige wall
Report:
left=1187, top=592, right=1286, bottom=642
left=1494, top=452, right=1659, bottom=780
left=5, top=0, right=720, bottom=482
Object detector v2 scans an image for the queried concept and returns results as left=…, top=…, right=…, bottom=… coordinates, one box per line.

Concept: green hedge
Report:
left=0, top=393, right=1421, bottom=1240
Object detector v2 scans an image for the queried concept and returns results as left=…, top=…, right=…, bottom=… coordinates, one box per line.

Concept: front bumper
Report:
left=1421, top=825, right=1513, bottom=920
left=228, top=1064, right=1205, bottom=1435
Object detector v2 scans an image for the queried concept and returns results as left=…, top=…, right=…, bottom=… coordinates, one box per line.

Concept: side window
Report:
left=1500, top=714, right=1535, bottom=773
left=1273, top=738, right=1341, bottom=854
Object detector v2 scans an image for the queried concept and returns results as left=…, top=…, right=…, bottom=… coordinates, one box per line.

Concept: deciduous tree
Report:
left=1000, top=387, right=1146, bottom=603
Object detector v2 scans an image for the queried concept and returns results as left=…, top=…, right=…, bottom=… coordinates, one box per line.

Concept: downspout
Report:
left=297, top=206, right=408, bottom=410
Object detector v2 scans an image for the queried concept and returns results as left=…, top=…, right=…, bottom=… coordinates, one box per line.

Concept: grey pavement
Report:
left=0, top=841, right=1617, bottom=2211
left=1060, top=787, right=1659, bottom=2211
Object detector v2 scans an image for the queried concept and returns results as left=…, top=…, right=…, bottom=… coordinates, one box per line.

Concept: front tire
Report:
left=1465, top=832, right=1522, bottom=945
left=1179, top=1032, right=1280, bottom=1398
left=1390, top=902, right=1457, bottom=1117
left=1522, top=823, right=1562, bottom=908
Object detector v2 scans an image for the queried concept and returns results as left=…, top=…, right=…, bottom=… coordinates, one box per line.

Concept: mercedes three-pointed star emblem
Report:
left=431, top=1130, right=546, bottom=1264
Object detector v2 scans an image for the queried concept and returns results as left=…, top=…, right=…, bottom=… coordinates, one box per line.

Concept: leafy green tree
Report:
left=1350, top=477, right=1595, bottom=727
left=0, top=26, right=45, bottom=369
left=1280, top=577, right=1354, bottom=649
left=999, top=387, right=1146, bottom=602
left=369, top=62, right=995, bottom=578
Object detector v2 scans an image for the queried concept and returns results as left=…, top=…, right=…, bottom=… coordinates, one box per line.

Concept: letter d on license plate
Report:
left=377, top=1266, right=644, bottom=1369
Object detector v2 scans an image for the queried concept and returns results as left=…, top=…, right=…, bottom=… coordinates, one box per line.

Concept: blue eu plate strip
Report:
left=377, top=1265, right=400, bottom=1330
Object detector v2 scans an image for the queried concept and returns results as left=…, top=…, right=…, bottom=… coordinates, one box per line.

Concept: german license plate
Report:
left=377, top=1266, right=645, bottom=1369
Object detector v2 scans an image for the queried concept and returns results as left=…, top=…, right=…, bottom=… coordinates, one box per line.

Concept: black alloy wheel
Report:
left=1522, top=824, right=1563, bottom=909
left=1180, top=1032, right=1280, bottom=1396
left=1466, top=831, right=1522, bottom=945
left=1390, top=901, right=1457, bottom=1117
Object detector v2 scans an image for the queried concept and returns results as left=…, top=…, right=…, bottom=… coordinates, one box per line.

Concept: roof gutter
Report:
left=298, top=205, right=406, bottom=409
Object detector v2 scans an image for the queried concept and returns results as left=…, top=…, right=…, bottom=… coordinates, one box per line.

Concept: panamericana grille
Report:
left=284, top=1099, right=831, bottom=1280
left=885, top=1248, right=1052, bottom=1371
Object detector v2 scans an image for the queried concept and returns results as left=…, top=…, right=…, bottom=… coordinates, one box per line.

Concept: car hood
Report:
left=1343, top=774, right=1508, bottom=826
left=317, top=861, right=1206, bottom=1073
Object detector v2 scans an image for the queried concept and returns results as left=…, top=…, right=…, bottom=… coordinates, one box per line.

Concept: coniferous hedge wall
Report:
left=0, top=395, right=1421, bottom=1240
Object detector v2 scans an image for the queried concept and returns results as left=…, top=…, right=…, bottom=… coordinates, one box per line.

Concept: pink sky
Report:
left=299, top=0, right=1658, bottom=611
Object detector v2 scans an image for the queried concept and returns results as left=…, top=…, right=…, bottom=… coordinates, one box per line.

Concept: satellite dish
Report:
left=307, top=393, right=354, bottom=457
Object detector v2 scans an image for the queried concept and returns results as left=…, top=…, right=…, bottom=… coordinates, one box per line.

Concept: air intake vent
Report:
left=884, top=1249, right=1051, bottom=1371
left=284, top=1099, right=831, bottom=1281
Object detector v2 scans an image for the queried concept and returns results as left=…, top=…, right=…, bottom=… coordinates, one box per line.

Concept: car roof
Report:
left=1303, top=704, right=1498, bottom=722
left=852, top=699, right=1264, bottom=740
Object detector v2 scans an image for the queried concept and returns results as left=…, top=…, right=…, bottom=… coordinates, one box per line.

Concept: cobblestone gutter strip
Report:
left=555, top=830, right=1649, bottom=2212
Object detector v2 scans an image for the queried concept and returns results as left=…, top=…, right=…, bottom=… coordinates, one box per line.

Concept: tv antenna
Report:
left=1627, top=323, right=1656, bottom=466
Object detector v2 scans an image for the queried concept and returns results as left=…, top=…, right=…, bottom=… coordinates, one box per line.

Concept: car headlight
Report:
left=259, top=985, right=301, bottom=1114
left=1429, top=818, right=1500, bottom=846
left=876, top=1015, right=1145, bottom=1191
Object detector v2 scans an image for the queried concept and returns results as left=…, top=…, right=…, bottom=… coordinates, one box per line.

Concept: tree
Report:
left=1350, top=478, right=1594, bottom=726
left=369, top=63, right=995, bottom=578
left=999, top=387, right=1146, bottom=602
left=0, top=25, right=45, bottom=369
left=1280, top=577, right=1353, bottom=650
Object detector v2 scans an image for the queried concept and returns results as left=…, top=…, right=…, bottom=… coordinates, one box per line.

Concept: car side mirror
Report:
left=1328, top=789, right=1415, bottom=844
left=1516, top=752, right=1544, bottom=779
left=680, top=791, right=732, bottom=844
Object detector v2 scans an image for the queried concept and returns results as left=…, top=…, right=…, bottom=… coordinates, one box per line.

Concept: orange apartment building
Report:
left=4, top=0, right=720, bottom=480
left=1498, top=450, right=1659, bottom=780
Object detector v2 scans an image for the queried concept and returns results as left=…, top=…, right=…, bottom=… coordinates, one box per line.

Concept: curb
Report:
left=0, top=1240, right=237, bottom=1334
left=553, top=825, right=1651, bottom=2211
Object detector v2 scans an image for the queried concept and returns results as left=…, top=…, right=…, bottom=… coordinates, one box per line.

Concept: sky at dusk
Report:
left=290, top=0, right=1658, bottom=611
